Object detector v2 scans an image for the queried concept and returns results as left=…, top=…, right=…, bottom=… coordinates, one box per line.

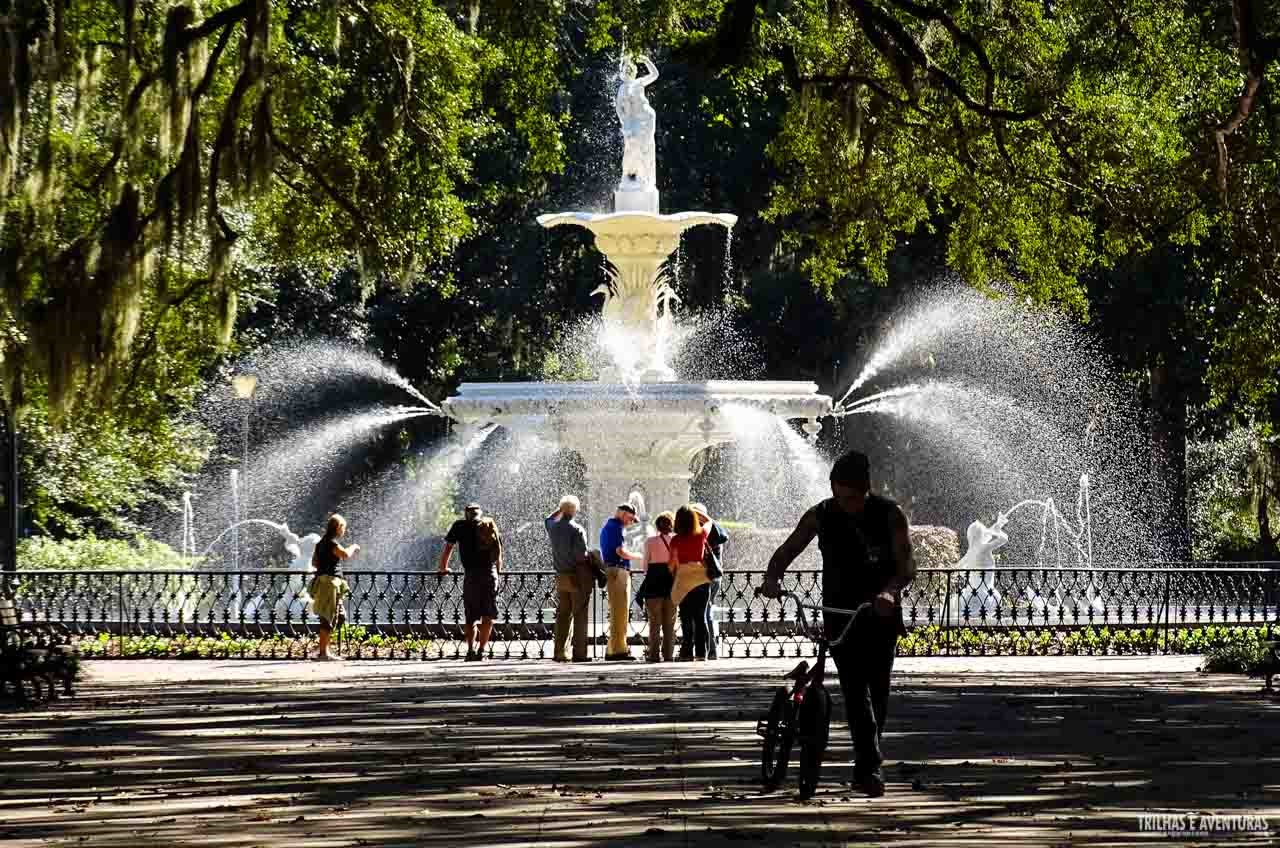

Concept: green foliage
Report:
left=1199, top=632, right=1273, bottom=675
left=1, top=0, right=570, bottom=416
left=19, top=382, right=213, bottom=536
left=1187, top=425, right=1280, bottom=561
left=17, top=534, right=200, bottom=570
left=74, top=629, right=436, bottom=658
left=898, top=623, right=1275, bottom=658
left=66, top=624, right=1276, bottom=661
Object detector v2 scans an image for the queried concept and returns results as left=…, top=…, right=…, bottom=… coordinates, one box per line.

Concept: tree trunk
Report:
left=1148, top=361, right=1189, bottom=560
left=1258, top=441, right=1279, bottom=561
left=0, top=398, right=18, bottom=573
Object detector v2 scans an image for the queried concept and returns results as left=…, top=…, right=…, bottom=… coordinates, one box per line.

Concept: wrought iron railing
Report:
left=3, top=565, right=1276, bottom=660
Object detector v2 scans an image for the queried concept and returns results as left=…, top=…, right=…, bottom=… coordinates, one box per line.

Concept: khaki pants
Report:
left=554, top=564, right=592, bottom=661
left=605, top=566, right=631, bottom=656
left=645, top=597, right=676, bottom=661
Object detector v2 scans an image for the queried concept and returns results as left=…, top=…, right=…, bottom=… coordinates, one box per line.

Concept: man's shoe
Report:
left=571, top=656, right=593, bottom=663
left=854, top=770, right=886, bottom=797
left=605, top=653, right=636, bottom=662
left=464, top=650, right=480, bottom=662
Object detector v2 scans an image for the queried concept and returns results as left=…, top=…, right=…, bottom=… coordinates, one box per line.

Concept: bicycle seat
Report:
left=786, top=660, right=810, bottom=681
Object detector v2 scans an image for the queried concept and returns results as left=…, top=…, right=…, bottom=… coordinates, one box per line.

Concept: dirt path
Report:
left=2, top=657, right=1277, bottom=846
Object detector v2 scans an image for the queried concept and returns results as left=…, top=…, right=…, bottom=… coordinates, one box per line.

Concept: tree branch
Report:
left=268, top=126, right=373, bottom=237
left=119, top=274, right=213, bottom=400
left=883, top=0, right=998, bottom=107
left=181, top=0, right=253, bottom=46
left=847, top=0, right=1045, bottom=121
left=1214, top=0, right=1278, bottom=196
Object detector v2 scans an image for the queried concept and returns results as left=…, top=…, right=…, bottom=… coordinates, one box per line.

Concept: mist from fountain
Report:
left=695, top=405, right=830, bottom=529
left=837, top=297, right=967, bottom=406
left=833, top=281, right=1165, bottom=564
left=180, top=492, right=197, bottom=559
left=173, top=336, right=447, bottom=568
left=543, top=308, right=765, bottom=384
left=331, top=423, right=500, bottom=569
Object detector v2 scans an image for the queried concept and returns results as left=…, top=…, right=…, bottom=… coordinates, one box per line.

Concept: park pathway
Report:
left=2, top=656, right=1277, bottom=846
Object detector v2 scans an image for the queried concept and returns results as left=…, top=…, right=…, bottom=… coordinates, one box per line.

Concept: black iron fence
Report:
left=3, top=565, right=1276, bottom=660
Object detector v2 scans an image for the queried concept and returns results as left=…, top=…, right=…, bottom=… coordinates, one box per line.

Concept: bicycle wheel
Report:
left=797, top=684, right=832, bottom=800
left=760, top=686, right=794, bottom=787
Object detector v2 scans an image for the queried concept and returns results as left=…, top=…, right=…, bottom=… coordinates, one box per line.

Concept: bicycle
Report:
left=754, top=590, right=872, bottom=799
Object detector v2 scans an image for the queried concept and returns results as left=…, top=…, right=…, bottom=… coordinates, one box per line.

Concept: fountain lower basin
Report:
left=444, top=380, right=831, bottom=522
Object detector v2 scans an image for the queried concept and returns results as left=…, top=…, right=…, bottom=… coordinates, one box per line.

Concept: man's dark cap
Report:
left=830, top=451, right=871, bottom=487
left=617, top=504, right=637, bottom=515
left=464, top=503, right=482, bottom=512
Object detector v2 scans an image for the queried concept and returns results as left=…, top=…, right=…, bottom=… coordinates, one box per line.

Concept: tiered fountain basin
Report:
left=536, top=210, right=738, bottom=250
left=443, top=380, right=832, bottom=520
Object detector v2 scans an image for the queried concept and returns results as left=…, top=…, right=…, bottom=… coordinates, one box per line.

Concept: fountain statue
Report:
left=445, top=54, right=831, bottom=528
left=948, top=517, right=1009, bottom=621
left=948, top=475, right=1106, bottom=621
left=615, top=55, right=660, bottom=212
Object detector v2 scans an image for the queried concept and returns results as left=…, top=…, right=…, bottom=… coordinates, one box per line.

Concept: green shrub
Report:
left=72, top=629, right=438, bottom=659
left=17, top=534, right=201, bottom=571
left=1198, top=630, right=1272, bottom=674
left=895, top=623, right=1275, bottom=658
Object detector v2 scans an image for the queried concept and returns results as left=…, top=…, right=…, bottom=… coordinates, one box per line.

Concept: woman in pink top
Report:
left=637, top=511, right=677, bottom=662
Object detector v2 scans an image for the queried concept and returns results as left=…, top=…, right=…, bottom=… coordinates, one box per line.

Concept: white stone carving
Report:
left=616, top=55, right=659, bottom=212
left=443, top=382, right=832, bottom=512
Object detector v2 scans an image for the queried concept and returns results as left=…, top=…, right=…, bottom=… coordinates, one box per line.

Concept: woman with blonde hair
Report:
left=636, top=511, right=677, bottom=662
left=309, top=513, right=360, bottom=661
left=669, top=505, right=711, bottom=660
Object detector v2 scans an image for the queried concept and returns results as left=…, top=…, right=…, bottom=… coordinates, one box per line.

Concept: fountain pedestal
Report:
left=536, top=211, right=737, bottom=383
left=614, top=185, right=659, bottom=214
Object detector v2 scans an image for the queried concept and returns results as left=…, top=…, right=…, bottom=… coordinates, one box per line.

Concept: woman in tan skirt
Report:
left=309, top=514, right=360, bottom=660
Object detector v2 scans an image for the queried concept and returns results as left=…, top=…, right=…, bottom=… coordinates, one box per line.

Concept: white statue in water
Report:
left=949, top=517, right=1008, bottom=621
left=616, top=55, right=659, bottom=193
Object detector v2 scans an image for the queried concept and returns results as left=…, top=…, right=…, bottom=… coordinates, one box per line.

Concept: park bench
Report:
left=0, top=596, right=76, bottom=702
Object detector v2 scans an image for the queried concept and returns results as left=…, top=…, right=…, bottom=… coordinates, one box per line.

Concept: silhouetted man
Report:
left=762, top=451, right=915, bottom=797
left=439, top=504, right=502, bottom=661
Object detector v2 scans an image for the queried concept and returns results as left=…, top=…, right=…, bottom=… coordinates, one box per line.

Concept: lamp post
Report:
left=230, top=374, right=257, bottom=617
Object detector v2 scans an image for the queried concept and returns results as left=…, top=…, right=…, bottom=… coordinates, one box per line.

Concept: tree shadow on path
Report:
left=1, top=660, right=1278, bottom=846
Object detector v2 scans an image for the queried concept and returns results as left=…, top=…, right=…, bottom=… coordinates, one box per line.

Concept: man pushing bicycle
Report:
left=762, top=450, right=916, bottom=797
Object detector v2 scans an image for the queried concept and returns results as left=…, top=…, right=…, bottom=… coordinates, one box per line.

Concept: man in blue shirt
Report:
left=601, top=503, right=640, bottom=660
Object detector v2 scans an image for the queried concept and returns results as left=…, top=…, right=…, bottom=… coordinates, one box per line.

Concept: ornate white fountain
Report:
left=445, top=55, right=831, bottom=524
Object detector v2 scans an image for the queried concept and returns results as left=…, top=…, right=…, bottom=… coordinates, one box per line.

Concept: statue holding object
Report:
left=615, top=55, right=659, bottom=212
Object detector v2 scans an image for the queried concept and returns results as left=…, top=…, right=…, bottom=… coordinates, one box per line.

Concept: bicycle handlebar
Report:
left=755, top=587, right=872, bottom=649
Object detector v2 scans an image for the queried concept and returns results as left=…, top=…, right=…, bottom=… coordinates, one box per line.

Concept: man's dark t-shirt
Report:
left=815, top=493, right=905, bottom=638
left=446, top=519, right=495, bottom=573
